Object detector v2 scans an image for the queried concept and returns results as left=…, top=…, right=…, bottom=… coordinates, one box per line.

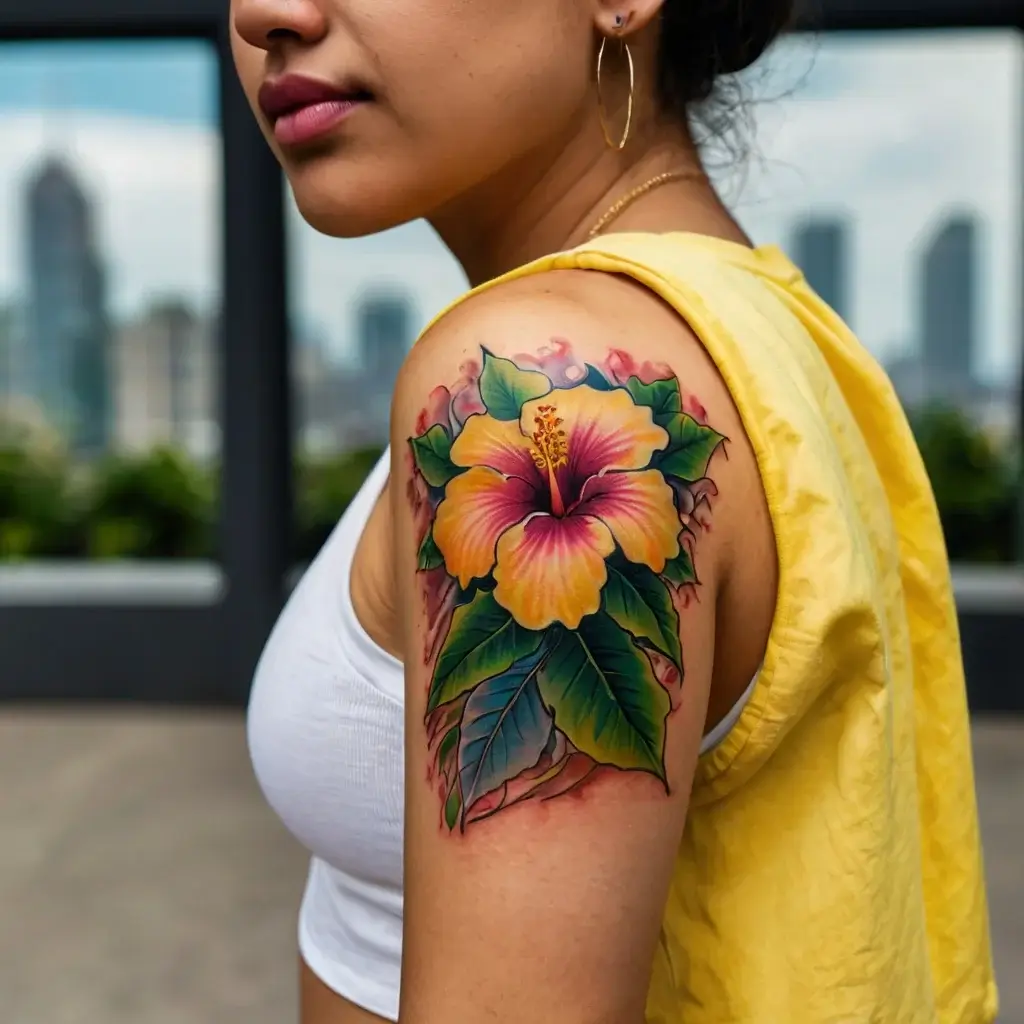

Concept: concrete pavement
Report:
left=0, top=710, right=1019, bottom=1023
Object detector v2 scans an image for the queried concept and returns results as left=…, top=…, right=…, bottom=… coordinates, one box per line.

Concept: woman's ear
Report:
left=592, top=0, right=666, bottom=38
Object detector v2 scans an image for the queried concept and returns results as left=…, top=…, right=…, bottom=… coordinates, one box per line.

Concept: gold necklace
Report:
left=586, top=169, right=702, bottom=240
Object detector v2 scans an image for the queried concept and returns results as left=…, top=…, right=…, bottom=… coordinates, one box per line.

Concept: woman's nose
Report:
left=232, top=0, right=329, bottom=51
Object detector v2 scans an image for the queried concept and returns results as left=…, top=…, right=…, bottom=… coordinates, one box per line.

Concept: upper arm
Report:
left=390, top=282, right=745, bottom=1024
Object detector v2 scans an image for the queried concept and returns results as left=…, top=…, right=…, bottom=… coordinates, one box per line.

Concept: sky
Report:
left=0, top=30, right=1021, bottom=384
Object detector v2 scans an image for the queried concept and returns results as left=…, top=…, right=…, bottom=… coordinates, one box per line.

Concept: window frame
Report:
left=0, top=0, right=1019, bottom=710
left=0, top=0, right=289, bottom=703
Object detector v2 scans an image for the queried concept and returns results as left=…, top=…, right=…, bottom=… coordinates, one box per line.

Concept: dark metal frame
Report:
left=0, top=0, right=1020, bottom=711
left=808, top=0, right=1024, bottom=31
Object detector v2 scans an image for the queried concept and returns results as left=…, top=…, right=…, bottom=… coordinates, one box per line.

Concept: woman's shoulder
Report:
left=393, top=260, right=775, bottom=661
left=400, top=263, right=733, bottom=422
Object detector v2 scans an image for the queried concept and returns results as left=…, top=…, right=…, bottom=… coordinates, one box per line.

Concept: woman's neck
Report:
left=428, top=126, right=728, bottom=288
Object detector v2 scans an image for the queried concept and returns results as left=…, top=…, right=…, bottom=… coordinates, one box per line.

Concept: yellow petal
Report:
left=493, top=514, right=614, bottom=630
left=576, top=469, right=680, bottom=572
left=519, top=385, right=668, bottom=480
left=450, top=414, right=539, bottom=481
left=433, top=467, right=537, bottom=587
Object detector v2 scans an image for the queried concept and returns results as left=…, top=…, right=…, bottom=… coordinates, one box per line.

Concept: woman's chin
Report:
left=288, top=170, right=421, bottom=239
left=293, top=200, right=403, bottom=238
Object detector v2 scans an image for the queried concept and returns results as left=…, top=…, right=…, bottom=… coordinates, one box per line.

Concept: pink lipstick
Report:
left=258, top=74, right=370, bottom=146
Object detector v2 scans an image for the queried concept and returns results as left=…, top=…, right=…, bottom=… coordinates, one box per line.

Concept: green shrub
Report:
left=84, top=447, right=215, bottom=559
left=294, top=445, right=384, bottom=562
left=910, top=405, right=1019, bottom=564
left=1, top=421, right=1008, bottom=565
left=0, top=446, right=82, bottom=558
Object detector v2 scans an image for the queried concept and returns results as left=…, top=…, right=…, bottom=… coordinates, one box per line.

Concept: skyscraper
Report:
left=791, top=217, right=850, bottom=323
left=0, top=304, right=15, bottom=403
left=24, top=157, right=111, bottom=455
left=113, top=300, right=216, bottom=460
left=919, top=215, right=977, bottom=401
left=358, top=291, right=414, bottom=388
left=355, top=291, right=415, bottom=442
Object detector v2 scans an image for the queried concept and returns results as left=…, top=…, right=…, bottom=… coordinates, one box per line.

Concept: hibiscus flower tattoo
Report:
left=409, top=342, right=726, bottom=831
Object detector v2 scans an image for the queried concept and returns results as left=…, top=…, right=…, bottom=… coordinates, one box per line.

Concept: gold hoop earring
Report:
left=596, top=35, right=635, bottom=151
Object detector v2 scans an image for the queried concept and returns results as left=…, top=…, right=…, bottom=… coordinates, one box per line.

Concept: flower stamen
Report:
left=530, top=404, right=568, bottom=516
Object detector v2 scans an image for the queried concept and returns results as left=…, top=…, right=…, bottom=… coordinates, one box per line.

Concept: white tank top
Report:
left=247, top=450, right=754, bottom=1022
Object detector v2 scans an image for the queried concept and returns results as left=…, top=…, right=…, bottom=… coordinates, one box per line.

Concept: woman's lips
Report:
left=273, top=98, right=364, bottom=145
left=258, top=74, right=369, bottom=146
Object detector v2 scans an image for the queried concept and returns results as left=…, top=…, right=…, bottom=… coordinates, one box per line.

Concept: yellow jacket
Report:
left=473, top=232, right=998, bottom=1023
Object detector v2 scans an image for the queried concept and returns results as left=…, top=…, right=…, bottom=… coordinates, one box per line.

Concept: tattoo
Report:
left=407, top=339, right=726, bottom=831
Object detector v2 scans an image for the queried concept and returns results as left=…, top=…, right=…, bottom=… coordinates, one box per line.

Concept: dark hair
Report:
left=656, top=0, right=797, bottom=126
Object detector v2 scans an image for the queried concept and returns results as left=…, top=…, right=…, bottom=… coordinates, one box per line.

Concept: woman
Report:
left=236, top=2, right=998, bottom=1022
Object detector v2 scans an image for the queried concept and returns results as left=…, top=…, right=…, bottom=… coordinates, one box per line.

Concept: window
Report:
left=724, top=29, right=1023, bottom=563
left=287, top=206, right=468, bottom=562
left=287, top=30, right=1023, bottom=567
left=0, top=39, right=221, bottom=562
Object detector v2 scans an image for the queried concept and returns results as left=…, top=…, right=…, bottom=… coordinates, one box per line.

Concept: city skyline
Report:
left=1, top=151, right=424, bottom=457
left=0, top=31, right=1021, bottom=389
left=0, top=151, right=223, bottom=459
left=5, top=146, right=1012, bottom=460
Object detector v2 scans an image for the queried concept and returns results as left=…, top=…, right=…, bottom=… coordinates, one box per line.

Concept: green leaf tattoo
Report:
left=438, top=725, right=463, bottom=829
left=538, top=614, right=669, bottom=780
left=602, top=558, right=683, bottom=670
left=662, top=541, right=699, bottom=587
left=438, top=724, right=460, bottom=775
left=478, top=349, right=551, bottom=420
left=654, top=414, right=726, bottom=482
left=410, top=424, right=460, bottom=488
left=444, top=778, right=463, bottom=830
left=458, top=646, right=553, bottom=814
left=582, top=364, right=616, bottom=391
left=428, top=592, right=545, bottom=712
left=417, top=527, right=445, bottom=571
left=626, top=375, right=682, bottom=425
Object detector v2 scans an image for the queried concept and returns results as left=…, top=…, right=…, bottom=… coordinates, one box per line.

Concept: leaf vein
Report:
left=462, top=651, right=550, bottom=807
